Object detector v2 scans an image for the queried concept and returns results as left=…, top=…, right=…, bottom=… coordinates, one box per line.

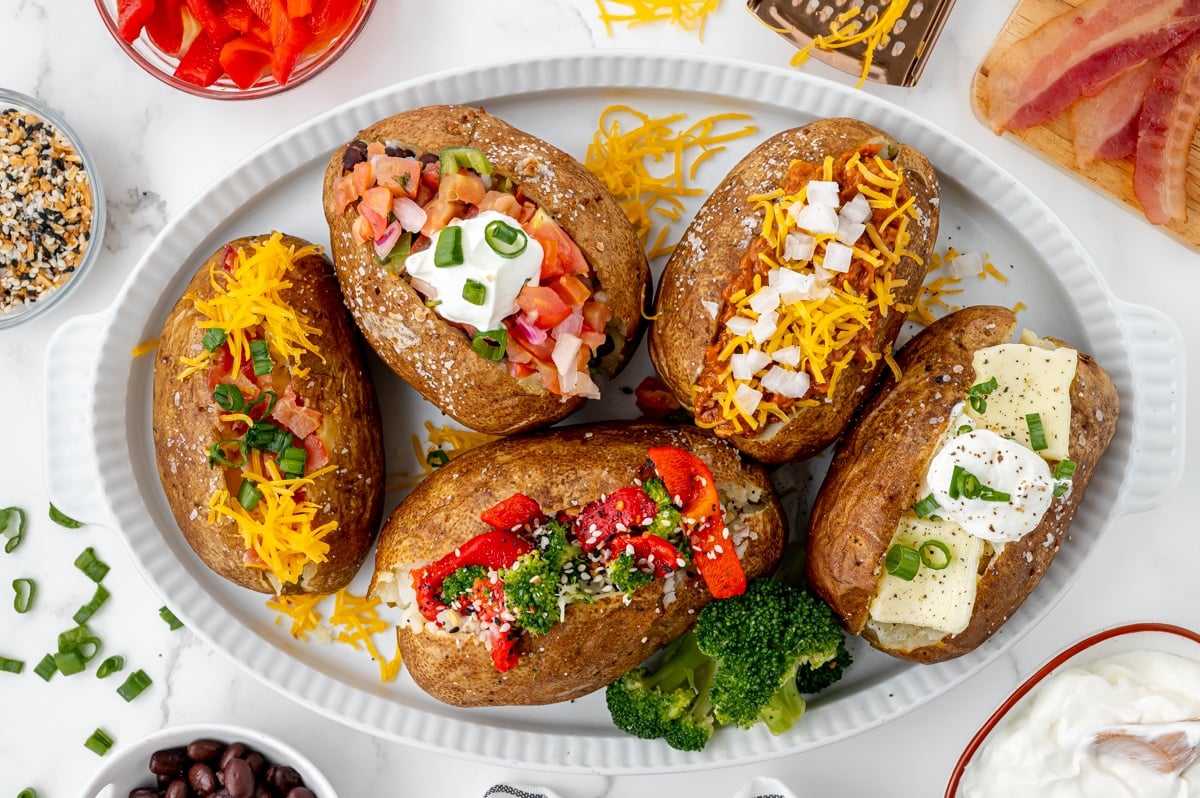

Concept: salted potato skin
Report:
left=152, top=234, right=385, bottom=595
left=649, top=117, right=940, bottom=463
left=322, top=105, right=650, bottom=435
left=806, top=305, right=1120, bottom=663
left=371, top=422, right=786, bottom=707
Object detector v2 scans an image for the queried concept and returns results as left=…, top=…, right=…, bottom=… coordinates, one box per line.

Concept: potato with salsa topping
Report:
left=322, top=105, right=650, bottom=435
left=649, top=117, right=940, bottom=463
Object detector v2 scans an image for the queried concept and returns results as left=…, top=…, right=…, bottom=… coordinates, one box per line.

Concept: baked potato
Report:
left=152, top=232, right=384, bottom=595
left=649, top=117, right=940, bottom=463
left=322, top=105, right=650, bottom=435
left=806, top=305, right=1120, bottom=663
left=369, top=422, right=786, bottom=707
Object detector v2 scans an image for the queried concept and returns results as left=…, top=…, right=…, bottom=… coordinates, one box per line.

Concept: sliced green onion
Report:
left=243, top=420, right=281, bottom=449
left=471, top=328, right=507, bottom=361
left=159, top=606, right=184, bottom=630
left=74, top=547, right=110, bottom=583
left=73, top=584, right=110, bottom=625
left=201, top=327, right=227, bottom=353
left=96, top=655, right=124, bottom=678
left=1026, top=413, right=1047, bottom=451
left=377, top=231, right=412, bottom=273
left=33, top=653, right=56, bottom=681
left=1053, top=482, right=1071, bottom=498
left=53, top=650, right=85, bottom=675
left=116, top=668, right=152, bottom=702
left=0, top=655, right=24, bottom=674
left=885, top=544, right=921, bottom=581
left=236, top=480, right=262, bottom=511
left=84, top=728, right=114, bottom=756
left=1053, top=460, right=1077, bottom=481
left=957, top=424, right=973, bottom=435
left=978, top=485, right=1012, bottom=502
left=947, top=466, right=1011, bottom=503
left=17, top=788, right=36, bottom=798
left=919, top=539, right=953, bottom=570
left=12, top=578, right=35, bottom=613
left=438, top=145, right=492, bottom=176
left=278, top=446, right=307, bottom=478
left=49, top=502, right=82, bottom=528
left=207, top=438, right=245, bottom=469
left=212, top=383, right=245, bottom=412
left=968, top=376, right=998, bottom=414
left=483, top=219, right=529, bottom=258
left=913, top=494, right=940, bottom=519
left=426, top=449, right=450, bottom=468
left=434, top=225, right=464, bottom=268
left=462, top=279, right=487, bottom=306
left=1, top=507, right=27, bottom=554
left=246, top=389, right=278, bottom=417
left=57, top=624, right=100, bottom=662
left=265, top=427, right=294, bottom=456
left=249, top=339, right=274, bottom=376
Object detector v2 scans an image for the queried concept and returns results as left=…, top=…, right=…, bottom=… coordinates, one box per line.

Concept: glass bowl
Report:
left=93, top=0, right=375, bottom=100
left=945, top=622, right=1200, bottom=797
left=0, top=88, right=106, bottom=330
left=78, top=721, right=340, bottom=797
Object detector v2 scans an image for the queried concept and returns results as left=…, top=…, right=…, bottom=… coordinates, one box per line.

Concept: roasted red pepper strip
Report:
left=647, top=447, right=746, bottom=599
left=145, top=0, right=185, bottom=53
left=185, top=0, right=235, bottom=42
left=412, top=530, right=533, bottom=622
left=607, top=533, right=681, bottom=578
left=468, top=579, right=520, bottom=672
left=480, top=493, right=543, bottom=531
left=574, top=486, right=659, bottom=552
left=220, top=35, right=273, bottom=89
left=117, top=0, right=157, bottom=42
left=173, top=31, right=225, bottom=87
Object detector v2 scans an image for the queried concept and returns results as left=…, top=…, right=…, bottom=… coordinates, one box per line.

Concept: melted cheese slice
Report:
left=868, top=517, right=985, bottom=635
left=967, top=335, right=1077, bottom=461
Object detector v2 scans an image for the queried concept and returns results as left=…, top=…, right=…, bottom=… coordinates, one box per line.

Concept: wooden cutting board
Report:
left=972, top=0, right=1200, bottom=250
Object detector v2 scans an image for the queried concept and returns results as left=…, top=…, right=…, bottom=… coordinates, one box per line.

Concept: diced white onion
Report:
left=748, top=286, right=780, bottom=315
left=823, top=241, right=853, bottom=273
left=731, top=349, right=772, bottom=380
left=761, top=366, right=811, bottom=398
left=701, top=300, right=719, bottom=319
left=725, top=315, right=755, bottom=337
left=552, top=333, right=582, bottom=393
left=732, top=384, right=763, bottom=416
left=948, top=251, right=984, bottom=278
left=771, top=346, right=801, bottom=367
left=841, top=193, right=872, bottom=224
left=793, top=203, right=839, bottom=235
left=806, top=181, right=841, bottom=208
left=771, top=267, right=816, bottom=304
left=750, top=310, right=778, bottom=345
left=783, top=231, right=816, bottom=262
left=835, top=218, right=866, bottom=245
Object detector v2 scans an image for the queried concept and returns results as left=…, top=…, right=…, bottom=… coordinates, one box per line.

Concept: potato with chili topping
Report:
left=649, top=118, right=940, bottom=463
left=152, top=233, right=384, bottom=595
left=322, top=105, right=650, bottom=435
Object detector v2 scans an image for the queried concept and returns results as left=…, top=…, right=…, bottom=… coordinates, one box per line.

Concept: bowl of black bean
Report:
left=78, top=723, right=337, bottom=798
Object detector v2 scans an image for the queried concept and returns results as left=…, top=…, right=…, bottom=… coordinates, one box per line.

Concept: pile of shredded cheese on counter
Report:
left=594, top=0, right=721, bottom=37
left=585, top=105, right=756, bottom=259
left=268, top=588, right=403, bottom=683
left=790, top=0, right=911, bottom=88
left=699, top=150, right=916, bottom=435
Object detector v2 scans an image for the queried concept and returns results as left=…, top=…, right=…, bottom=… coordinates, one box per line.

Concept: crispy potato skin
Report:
left=152, top=235, right=384, bottom=595
left=806, top=306, right=1120, bottom=663
left=322, top=105, right=650, bottom=435
left=372, top=422, right=786, bottom=707
left=649, top=117, right=940, bottom=463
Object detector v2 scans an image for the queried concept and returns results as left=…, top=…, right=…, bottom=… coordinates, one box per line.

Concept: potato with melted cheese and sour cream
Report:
left=649, top=117, right=940, bottom=463
left=152, top=233, right=384, bottom=595
left=806, top=305, right=1119, bottom=663
left=322, top=105, right=650, bottom=436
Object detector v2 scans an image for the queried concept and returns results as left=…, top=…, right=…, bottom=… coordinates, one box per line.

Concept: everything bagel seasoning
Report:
left=0, top=105, right=94, bottom=316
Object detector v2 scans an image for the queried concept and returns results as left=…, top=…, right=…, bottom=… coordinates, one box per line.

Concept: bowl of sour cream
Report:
left=947, top=622, right=1200, bottom=798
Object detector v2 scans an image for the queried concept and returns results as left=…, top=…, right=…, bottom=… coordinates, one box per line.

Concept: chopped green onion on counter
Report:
left=159, top=606, right=184, bottom=630
left=12, top=578, right=36, bottom=613
left=49, top=502, right=82, bottom=528
left=116, top=668, right=153, bottom=702
left=84, top=727, right=114, bottom=756
left=74, top=547, right=110, bottom=583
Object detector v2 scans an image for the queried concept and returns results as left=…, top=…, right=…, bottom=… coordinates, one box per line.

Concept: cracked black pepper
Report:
left=1, top=106, right=94, bottom=316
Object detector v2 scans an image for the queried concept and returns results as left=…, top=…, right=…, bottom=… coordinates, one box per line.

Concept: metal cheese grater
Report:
left=747, top=0, right=958, bottom=87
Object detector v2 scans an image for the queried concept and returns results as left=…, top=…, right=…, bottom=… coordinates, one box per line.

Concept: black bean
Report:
left=245, top=750, right=266, bottom=776
left=219, top=742, right=248, bottom=770
left=189, top=762, right=217, bottom=794
left=223, top=757, right=255, bottom=798
left=286, top=789, right=316, bottom=798
left=265, top=765, right=302, bottom=793
left=165, top=778, right=189, bottom=798
left=253, top=787, right=272, bottom=798
left=150, top=747, right=189, bottom=776
left=419, top=152, right=439, bottom=167
left=187, top=739, right=226, bottom=763
left=342, top=140, right=368, bottom=171
left=128, top=789, right=159, bottom=798
left=385, top=144, right=415, bottom=158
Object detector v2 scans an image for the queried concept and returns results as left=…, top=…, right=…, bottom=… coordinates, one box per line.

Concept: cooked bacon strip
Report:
left=1072, top=58, right=1163, bottom=166
left=1134, top=33, right=1200, bottom=225
left=987, top=0, right=1200, bottom=132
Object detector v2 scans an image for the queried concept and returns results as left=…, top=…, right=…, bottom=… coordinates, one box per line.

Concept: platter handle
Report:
left=43, top=311, right=118, bottom=529
left=1114, top=301, right=1185, bottom=517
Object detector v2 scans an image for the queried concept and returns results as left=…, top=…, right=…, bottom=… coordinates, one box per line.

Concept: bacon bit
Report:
left=272, top=382, right=323, bottom=440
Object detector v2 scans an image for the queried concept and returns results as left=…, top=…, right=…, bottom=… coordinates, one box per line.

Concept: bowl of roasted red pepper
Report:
left=96, top=0, right=375, bottom=99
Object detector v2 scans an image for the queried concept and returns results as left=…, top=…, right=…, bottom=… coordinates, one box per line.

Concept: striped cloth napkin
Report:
left=484, top=776, right=798, bottom=798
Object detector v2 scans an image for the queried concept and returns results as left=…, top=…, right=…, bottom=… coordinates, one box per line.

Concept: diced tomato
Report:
left=420, top=161, right=440, bottom=189
left=351, top=160, right=374, bottom=196
left=300, top=432, right=328, bottom=473
left=221, top=0, right=257, bottom=32
left=173, top=31, right=225, bottom=87
left=517, top=285, right=571, bottom=329
left=478, top=190, right=523, bottom=219
left=185, top=0, right=235, bottom=42
left=359, top=186, right=392, bottom=238
left=634, top=376, right=682, bottom=420
left=145, top=0, right=185, bottom=53
left=440, top=171, right=487, bottom=206
left=366, top=141, right=386, bottom=158
left=480, top=493, right=543, bottom=531
left=219, top=35, right=272, bottom=89
left=373, top=157, right=420, bottom=199
left=582, top=300, right=611, bottom=334
left=574, top=486, right=658, bottom=552
left=350, top=213, right=372, bottom=243
left=507, top=360, right=536, bottom=380
left=525, top=209, right=588, bottom=280
left=508, top=321, right=556, bottom=362
left=328, top=173, right=358, bottom=214
left=550, top=274, right=591, bottom=308
left=117, top=0, right=157, bottom=42
left=286, top=0, right=313, bottom=15
left=420, top=198, right=464, bottom=238
left=580, top=329, right=606, bottom=352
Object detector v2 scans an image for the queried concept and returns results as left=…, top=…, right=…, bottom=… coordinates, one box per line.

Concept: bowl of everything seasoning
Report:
left=0, top=88, right=105, bottom=329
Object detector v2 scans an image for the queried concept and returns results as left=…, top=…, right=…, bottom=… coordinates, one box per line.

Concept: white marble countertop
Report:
left=1, top=2, right=1197, bottom=796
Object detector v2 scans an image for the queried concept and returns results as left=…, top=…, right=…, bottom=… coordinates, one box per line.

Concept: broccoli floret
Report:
left=441, top=565, right=487, bottom=605
left=795, top=635, right=852, bottom=695
left=608, top=552, right=655, bottom=596
left=605, top=631, right=716, bottom=751
left=642, top=477, right=683, bottom=540
left=537, top=518, right=582, bottom=572
left=693, top=578, right=846, bottom=735
left=499, top=552, right=559, bottom=635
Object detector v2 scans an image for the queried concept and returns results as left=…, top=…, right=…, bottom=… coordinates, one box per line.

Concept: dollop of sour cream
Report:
left=961, top=651, right=1200, bottom=798
left=925, top=426, right=1054, bottom=543
left=405, top=210, right=543, bottom=331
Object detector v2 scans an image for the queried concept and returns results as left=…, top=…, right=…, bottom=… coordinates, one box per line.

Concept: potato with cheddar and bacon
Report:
left=650, top=118, right=940, bottom=463
left=152, top=233, right=384, bottom=595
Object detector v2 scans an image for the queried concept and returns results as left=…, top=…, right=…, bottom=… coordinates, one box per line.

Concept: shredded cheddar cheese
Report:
left=594, top=0, right=720, bottom=37
left=389, top=422, right=499, bottom=492
left=267, top=593, right=325, bottom=640
left=268, top=588, right=403, bottom=683
left=585, top=105, right=756, bottom=258
left=130, top=338, right=158, bottom=357
left=908, top=248, right=1004, bottom=326
left=790, top=0, right=912, bottom=88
